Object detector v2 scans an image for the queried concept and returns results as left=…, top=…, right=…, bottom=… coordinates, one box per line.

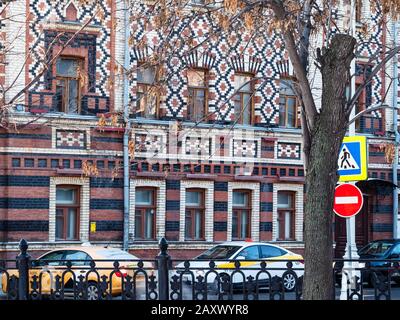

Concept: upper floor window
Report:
left=135, top=188, right=156, bottom=240
left=187, top=69, right=208, bottom=122
left=355, top=0, right=362, bottom=23
left=55, top=57, right=82, bottom=114
left=232, top=190, right=251, bottom=240
left=234, top=74, right=253, bottom=125
left=185, top=189, right=205, bottom=240
left=137, top=65, right=158, bottom=119
left=56, top=186, right=80, bottom=240
left=279, top=79, right=299, bottom=128
left=277, top=191, right=295, bottom=241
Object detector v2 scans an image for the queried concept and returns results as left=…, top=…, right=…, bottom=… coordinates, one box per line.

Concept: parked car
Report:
left=175, top=241, right=304, bottom=292
left=335, top=239, right=400, bottom=286
left=1, top=245, right=153, bottom=299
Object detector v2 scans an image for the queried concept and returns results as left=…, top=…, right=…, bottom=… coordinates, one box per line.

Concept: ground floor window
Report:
left=55, top=186, right=80, bottom=240
left=277, top=191, right=295, bottom=240
left=232, top=190, right=251, bottom=240
left=135, top=187, right=156, bottom=240
left=185, top=189, right=205, bottom=240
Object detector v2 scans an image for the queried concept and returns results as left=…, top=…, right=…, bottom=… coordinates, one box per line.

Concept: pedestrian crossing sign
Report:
left=338, top=136, right=367, bottom=182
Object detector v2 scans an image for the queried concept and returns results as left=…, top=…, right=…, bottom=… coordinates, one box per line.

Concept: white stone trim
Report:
left=49, top=177, right=90, bottom=242
left=130, top=179, right=166, bottom=241
left=227, top=182, right=260, bottom=241
left=179, top=180, right=214, bottom=242
left=272, top=183, right=304, bottom=242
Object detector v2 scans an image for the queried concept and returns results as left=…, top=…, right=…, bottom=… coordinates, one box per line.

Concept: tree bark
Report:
left=303, top=34, right=356, bottom=300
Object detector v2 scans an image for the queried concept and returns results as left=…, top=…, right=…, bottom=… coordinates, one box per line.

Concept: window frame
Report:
left=136, top=63, right=159, bottom=119
left=135, top=187, right=157, bottom=240
left=277, top=191, right=296, bottom=241
left=55, top=185, right=80, bottom=241
left=186, top=68, right=209, bottom=122
left=279, top=77, right=299, bottom=128
left=55, top=56, right=84, bottom=114
left=232, top=189, right=252, bottom=240
left=185, top=188, right=206, bottom=241
left=234, top=73, right=255, bottom=125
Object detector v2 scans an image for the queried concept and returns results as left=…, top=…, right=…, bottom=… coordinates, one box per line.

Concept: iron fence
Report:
left=1, top=238, right=400, bottom=300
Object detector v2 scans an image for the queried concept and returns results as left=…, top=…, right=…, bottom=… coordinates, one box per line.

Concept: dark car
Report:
left=335, top=239, right=400, bottom=287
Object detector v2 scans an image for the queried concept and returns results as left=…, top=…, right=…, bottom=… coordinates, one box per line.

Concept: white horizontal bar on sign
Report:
left=335, top=196, right=358, bottom=204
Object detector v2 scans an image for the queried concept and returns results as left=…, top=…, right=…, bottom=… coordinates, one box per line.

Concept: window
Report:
left=37, top=251, right=65, bottom=266
left=135, top=188, right=156, bottom=240
left=187, top=69, right=208, bottom=122
left=55, top=57, right=82, bottom=114
left=355, top=0, right=362, bottom=23
left=136, top=65, right=158, bottom=118
left=260, top=245, right=285, bottom=258
left=232, top=190, right=251, bottom=240
left=277, top=191, right=295, bottom=241
left=55, top=186, right=80, bottom=240
left=236, top=246, right=259, bottom=260
left=185, top=189, right=205, bottom=240
left=63, top=250, right=91, bottom=266
left=279, top=79, right=298, bottom=128
left=234, top=74, right=253, bottom=125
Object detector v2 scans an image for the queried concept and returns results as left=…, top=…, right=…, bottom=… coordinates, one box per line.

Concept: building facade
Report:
left=0, top=0, right=398, bottom=259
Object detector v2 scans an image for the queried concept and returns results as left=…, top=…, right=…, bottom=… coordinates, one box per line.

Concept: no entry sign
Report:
left=333, top=184, right=363, bottom=218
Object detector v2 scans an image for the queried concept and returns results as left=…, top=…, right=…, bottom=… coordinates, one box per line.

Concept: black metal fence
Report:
left=1, top=239, right=400, bottom=300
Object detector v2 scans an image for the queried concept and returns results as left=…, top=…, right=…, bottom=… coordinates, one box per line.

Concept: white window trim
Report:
left=273, top=184, right=304, bottom=242
left=49, top=177, right=90, bottom=242
left=227, top=182, right=260, bottom=241
left=180, top=180, right=214, bottom=242
left=130, top=179, right=166, bottom=241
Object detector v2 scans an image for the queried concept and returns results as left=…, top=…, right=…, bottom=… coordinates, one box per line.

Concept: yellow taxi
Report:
left=1, top=245, right=153, bottom=299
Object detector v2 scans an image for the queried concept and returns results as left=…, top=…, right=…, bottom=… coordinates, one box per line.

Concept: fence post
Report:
left=157, top=237, right=170, bottom=300
left=16, top=239, right=30, bottom=300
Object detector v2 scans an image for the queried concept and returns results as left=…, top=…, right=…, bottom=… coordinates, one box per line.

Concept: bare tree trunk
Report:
left=303, top=34, right=356, bottom=300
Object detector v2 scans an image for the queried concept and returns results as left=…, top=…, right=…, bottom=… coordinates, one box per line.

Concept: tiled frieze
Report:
left=56, top=130, right=86, bottom=149
left=184, top=137, right=211, bottom=156
left=277, top=142, right=301, bottom=160
left=232, top=139, right=258, bottom=158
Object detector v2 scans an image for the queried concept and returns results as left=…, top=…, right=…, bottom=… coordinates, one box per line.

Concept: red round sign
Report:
left=333, top=184, right=363, bottom=218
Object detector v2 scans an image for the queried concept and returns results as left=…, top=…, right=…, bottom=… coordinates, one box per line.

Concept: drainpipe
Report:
left=393, top=20, right=399, bottom=239
left=123, top=0, right=131, bottom=251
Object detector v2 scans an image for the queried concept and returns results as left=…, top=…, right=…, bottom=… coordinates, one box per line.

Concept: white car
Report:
left=175, top=241, right=304, bottom=292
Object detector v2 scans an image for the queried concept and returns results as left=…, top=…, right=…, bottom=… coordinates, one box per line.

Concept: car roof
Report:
left=38, top=246, right=136, bottom=259
left=216, top=241, right=289, bottom=251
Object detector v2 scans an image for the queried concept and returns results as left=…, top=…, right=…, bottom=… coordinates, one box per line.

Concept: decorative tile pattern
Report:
left=135, top=133, right=163, bottom=154
left=277, top=142, right=301, bottom=160
left=233, top=140, right=258, bottom=158
left=56, top=130, right=86, bottom=149
left=185, top=137, right=211, bottom=156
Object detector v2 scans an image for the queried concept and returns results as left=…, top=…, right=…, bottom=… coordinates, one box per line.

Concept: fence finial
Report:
left=19, top=239, right=28, bottom=254
left=159, top=237, right=168, bottom=255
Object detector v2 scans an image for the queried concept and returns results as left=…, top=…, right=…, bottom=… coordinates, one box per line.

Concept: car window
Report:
left=96, top=249, right=139, bottom=260
left=63, top=250, right=92, bottom=266
left=359, top=242, right=393, bottom=256
left=390, top=244, right=400, bottom=256
left=38, top=251, right=65, bottom=266
left=195, top=246, right=241, bottom=260
left=236, top=246, right=260, bottom=260
left=260, top=245, right=285, bottom=258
